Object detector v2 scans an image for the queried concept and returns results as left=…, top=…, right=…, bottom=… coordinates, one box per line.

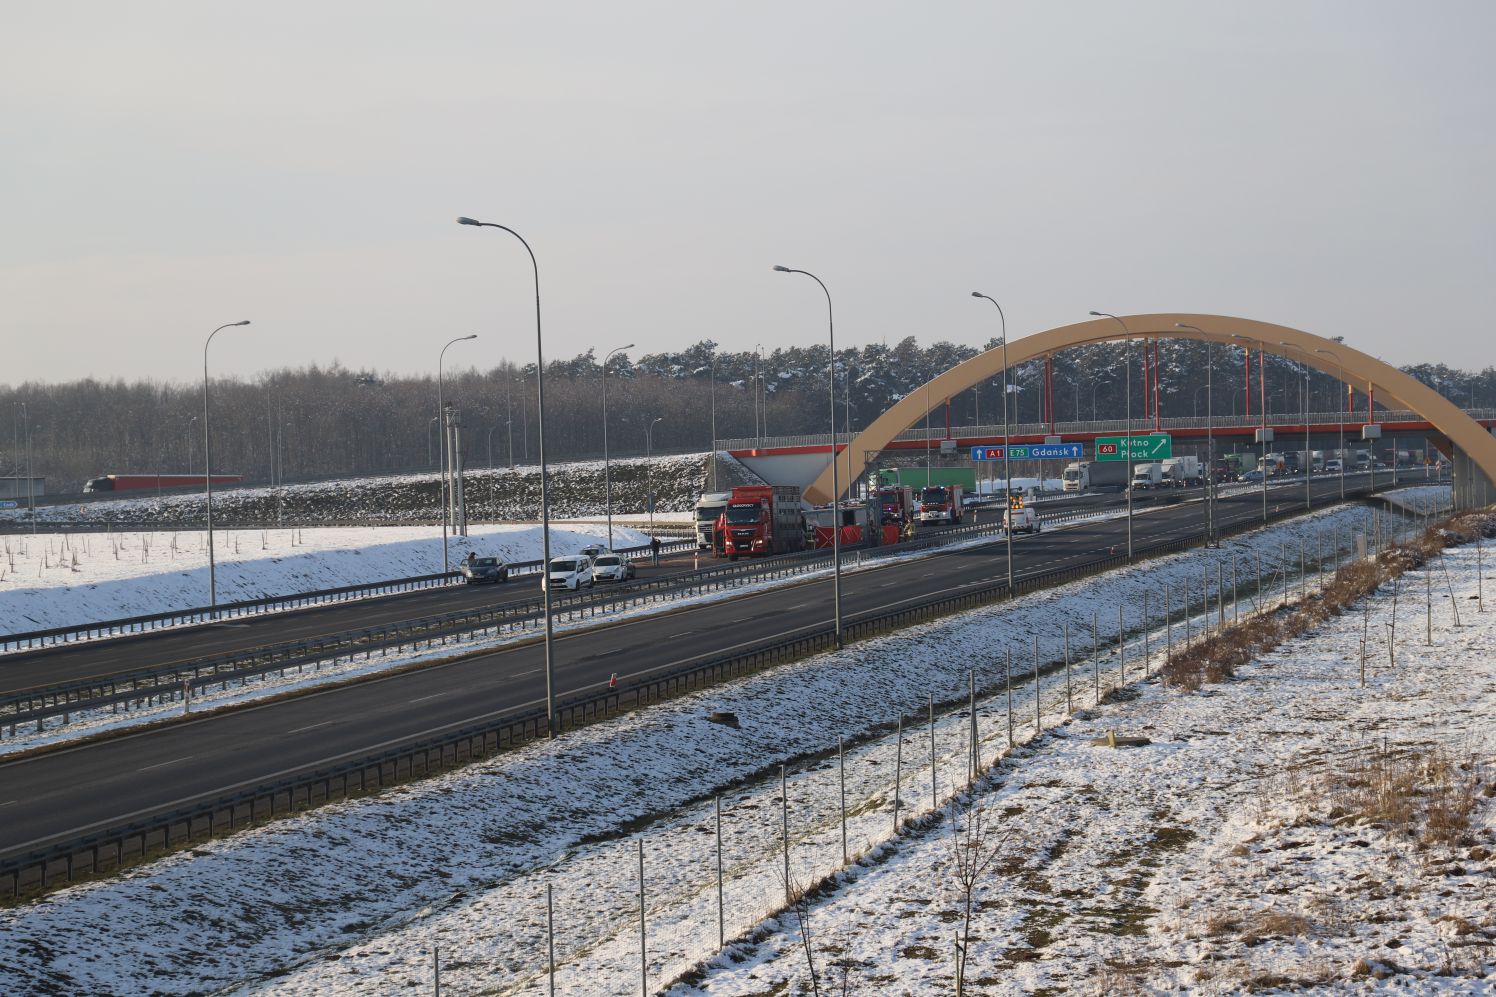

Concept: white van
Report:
left=542, top=556, right=594, bottom=591
left=1004, top=506, right=1041, bottom=535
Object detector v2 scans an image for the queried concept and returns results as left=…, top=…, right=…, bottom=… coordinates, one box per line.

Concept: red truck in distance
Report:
left=84, top=474, right=243, bottom=493
left=716, top=485, right=806, bottom=559
left=916, top=483, right=964, bottom=525
left=875, top=485, right=914, bottom=525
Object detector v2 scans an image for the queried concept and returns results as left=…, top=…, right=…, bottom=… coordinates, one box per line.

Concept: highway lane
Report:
left=0, top=479, right=1371, bottom=858
left=0, top=516, right=1039, bottom=695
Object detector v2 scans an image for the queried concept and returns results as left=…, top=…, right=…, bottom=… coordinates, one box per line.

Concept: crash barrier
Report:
left=0, top=537, right=699, bottom=654
left=0, top=476, right=1431, bottom=898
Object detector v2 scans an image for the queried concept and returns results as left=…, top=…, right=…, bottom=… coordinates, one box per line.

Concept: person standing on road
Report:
left=651, top=536, right=661, bottom=566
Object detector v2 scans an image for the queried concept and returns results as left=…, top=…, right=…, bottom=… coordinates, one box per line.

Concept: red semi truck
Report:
left=84, top=473, right=243, bottom=493
left=717, top=485, right=806, bottom=559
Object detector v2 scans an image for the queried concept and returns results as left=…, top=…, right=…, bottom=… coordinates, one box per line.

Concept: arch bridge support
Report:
left=805, top=313, right=1496, bottom=512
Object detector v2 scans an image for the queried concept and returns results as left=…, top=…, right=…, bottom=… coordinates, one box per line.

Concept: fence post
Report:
left=713, top=794, right=726, bottom=949
left=433, top=944, right=440, bottom=997
left=929, top=693, right=937, bottom=809
left=1004, top=649, right=1013, bottom=748
left=965, top=669, right=978, bottom=781
left=547, top=883, right=556, bottom=997
left=1116, top=603, right=1125, bottom=688
left=1142, top=592, right=1150, bottom=677
left=1218, top=560, right=1226, bottom=630
left=1064, top=622, right=1072, bottom=714
left=892, top=715, right=903, bottom=834
left=780, top=764, right=792, bottom=903
left=1092, top=610, right=1100, bottom=705
left=838, top=736, right=847, bottom=864
left=638, top=839, right=647, bottom=997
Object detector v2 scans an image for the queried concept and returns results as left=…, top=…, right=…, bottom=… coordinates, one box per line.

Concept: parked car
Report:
left=542, top=556, right=594, bottom=591
left=459, top=555, right=508, bottom=584
left=592, top=553, right=635, bottom=583
left=1240, top=469, right=1265, bottom=483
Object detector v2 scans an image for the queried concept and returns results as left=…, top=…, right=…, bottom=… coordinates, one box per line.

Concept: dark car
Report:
left=459, top=556, right=508, bottom=584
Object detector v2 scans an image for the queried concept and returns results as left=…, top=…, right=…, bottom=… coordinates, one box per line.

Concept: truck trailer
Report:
left=1160, top=456, right=1202, bottom=488
left=1130, top=463, right=1164, bottom=489
left=1061, top=460, right=1130, bottom=493
left=717, top=485, right=806, bottom=559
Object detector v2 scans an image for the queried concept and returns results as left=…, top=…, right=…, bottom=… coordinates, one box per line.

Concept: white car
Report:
left=592, top=553, right=635, bottom=583
left=542, top=556, right=594, bottom=591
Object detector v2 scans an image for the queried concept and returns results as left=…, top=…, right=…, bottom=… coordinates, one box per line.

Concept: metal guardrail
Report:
left=0, top=476, right=1427, bottom=898
left=0, top=537, right=696, bottom=654
left=719, top=409, right=1494, bottom=451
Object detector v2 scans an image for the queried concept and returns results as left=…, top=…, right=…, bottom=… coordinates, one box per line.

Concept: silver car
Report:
left=592, top=553, right=635, bottom=583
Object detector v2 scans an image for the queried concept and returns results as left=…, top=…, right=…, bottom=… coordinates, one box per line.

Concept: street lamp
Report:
left=644, top=415, right=663, bottom=535
left=1091, top=312, right=1134, bottom=559
left=774, top=265, right=843, bottom=647
left=458, top=215, right=559, bottom=736
left=1279, top=342, right=1312, bottom=511
left=972, top=292, right=1015, bottom=591
left=187, top=415, right=199, bottom=476
left=1315, top=347, right=1348, bottom=501
left=203, top=320, right=251, bottom=612
left=1231, top=334, right=1270, bottom=523
left=601, top=342, right=635, bottom=550
left=709, top=350, right=717, bottom=491
left=438, top=334, right=478, bottom=573
left=1175, top=324, right=1216, bottom=546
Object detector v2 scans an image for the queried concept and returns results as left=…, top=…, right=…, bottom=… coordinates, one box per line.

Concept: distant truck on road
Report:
left=1130, top=463, right=1164, bottom=490
left=84, top=473, right=242, bottom=493
left=1061, top=460, right=1129, bottom=493
left=718, top=485, right=806, bottom=559
left=916, top=484, right=964, bottom=524
left=694, top=492, right=732, bottom=551
left=1160, top=456, right=1202, bottom=488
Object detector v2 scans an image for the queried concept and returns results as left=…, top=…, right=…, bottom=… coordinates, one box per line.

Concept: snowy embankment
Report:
left=0, top=521, right=648, bottom=636
left=0, top=497, right=1468, bottom=996
left=0, top=453, right=712, bottom=530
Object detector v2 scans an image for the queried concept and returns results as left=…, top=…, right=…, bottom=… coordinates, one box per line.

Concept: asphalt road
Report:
left=0, top=476, right=1379, bottom=859
left=0, top=517, right=995, bottom=696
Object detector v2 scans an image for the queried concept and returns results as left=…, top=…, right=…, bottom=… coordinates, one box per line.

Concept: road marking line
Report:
left=0, top=800, right=17, bottom=808
left=669, top=631, right=694, bottom=638
left=407, top=693, right=450, bottom=704
left=286, top=720, right=336, bottom=732
left=137, top=755, right=194, bottom=772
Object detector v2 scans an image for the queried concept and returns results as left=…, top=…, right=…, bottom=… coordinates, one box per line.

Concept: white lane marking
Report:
left=407, top=693, right=450, bottom=704
left=669, top=631, right=695, bottom=638
left=0, top=800, right=17, bottom=808
left=512, top=668, right=542, bottom=677
left=137, top=755, right=194, bottom=772
left=287, top=720, right=335, bottom=733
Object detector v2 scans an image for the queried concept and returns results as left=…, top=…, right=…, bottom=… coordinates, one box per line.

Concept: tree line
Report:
left=3, top=339, right=1489, bottom=493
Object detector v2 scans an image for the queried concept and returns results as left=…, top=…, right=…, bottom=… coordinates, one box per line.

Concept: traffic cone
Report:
left=609, top=672, right=618, bottom=689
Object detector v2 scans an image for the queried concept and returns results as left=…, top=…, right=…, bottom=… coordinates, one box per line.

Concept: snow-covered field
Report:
left=0, top=521, right=648, bottom=636
left=2, top=495, right=1480, bottom=996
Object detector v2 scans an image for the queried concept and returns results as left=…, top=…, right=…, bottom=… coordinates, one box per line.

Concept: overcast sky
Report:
left=3, top=1, right=1492, bottom=386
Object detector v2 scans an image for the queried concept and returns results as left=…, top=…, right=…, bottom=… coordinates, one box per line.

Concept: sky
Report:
left=3, top=1, right=1493, bottom=386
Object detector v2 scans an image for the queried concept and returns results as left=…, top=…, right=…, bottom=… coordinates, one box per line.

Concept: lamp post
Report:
left=1315, top=347, right=1347, bottom=501
left=1175, top=324, right=1215, bottom=546
left=709, top=350, right=717, bottom=491
left=1279, top=342, right=1312, bottom=511
left=753, top=345, right=762, bottom=447
left=438, top=334, right=478, bottom=573
left=601, top=342, right=635, bottom=550
left=774, top=265, right=843, bottom=646
left=505, top=377, right=515, bottom=468
left=972, top=293, right=1015, bottom=590
left=1231, top=334, right=1270, bottom=523
left=187, top=415, right=199, bottom=476
left=458, top=216, right=559, bottom=736
left=1091, top=312, right=1134, bottom=559
left=203, top=320, right=251, bottom=612
left=644, top=415, right=663, bottom=535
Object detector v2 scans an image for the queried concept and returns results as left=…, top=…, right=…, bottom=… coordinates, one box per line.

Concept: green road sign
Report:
left=1095, top=434, right=1172, bottom=461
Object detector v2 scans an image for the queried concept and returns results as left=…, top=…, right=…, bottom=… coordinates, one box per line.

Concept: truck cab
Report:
left=916, top=484, right=964, bottom=525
